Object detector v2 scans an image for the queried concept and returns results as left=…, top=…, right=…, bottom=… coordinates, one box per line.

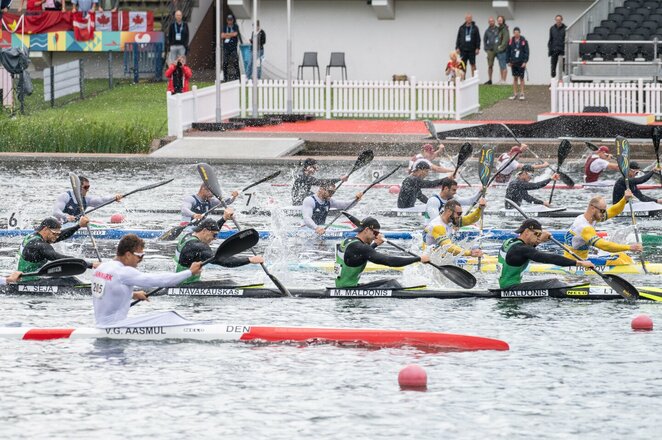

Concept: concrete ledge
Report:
left=538, top=112, right=655, bottom=125
left=151, top=137, right=305, bottom=159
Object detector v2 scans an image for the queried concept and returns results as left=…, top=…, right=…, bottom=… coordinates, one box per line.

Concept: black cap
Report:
left=513, top=26, right=521, bottom=32
left=414, top=161, right=431, bottom=171
left=194, top=218, right=221, bottom=232
left=37, top=217, right=62, bottom=231
left=519, top=164, right=535, bottom=174
left=302, top=158, right=318, bottom=169
left=353, top=216, right=381, bottom=232
left=630, top=161, right=641, bottom=170
left=515, top=219, right=542, bottom=234
left=227, top=14, right=234, bottom=19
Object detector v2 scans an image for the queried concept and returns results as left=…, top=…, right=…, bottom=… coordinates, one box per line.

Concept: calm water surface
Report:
left=0, top=159, right=661, bottom=439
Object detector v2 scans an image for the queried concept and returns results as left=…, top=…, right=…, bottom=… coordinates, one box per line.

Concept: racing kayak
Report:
left=0, top=323, right=509, bottom=351
left=270, top=180, right=660, bottom=190
left=2, top=281, right=661, bottom=301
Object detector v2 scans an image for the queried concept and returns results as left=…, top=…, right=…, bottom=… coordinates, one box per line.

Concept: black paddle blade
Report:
left=354, top=150, right=374, bottom=171
left=158, top=224, right=187, bottom=241
left=435, top=264, right=477, bottom=289
left=557, top=170, right=575, bottom=187
left=241, top=171, right=282, bottom=192
left=653, top=126, right=661, bottom=152
left=342, top=211, right=362, bottom=227
left=24, top=258, right=89, bottom=278
left=584, top=141, right=599, bottom=152
left=601, top=273, right=639, bottom=302
left=456, top=143, right=473, bottom=168
left=197, top=163, right=224, bottom=200
left=424, top=120, right=439, bottom=139
left=209, top=228, right=260, bottom=265
left=615, top=136, right=630, bottom=177
left=557, top=139, right=572, bottom=166
left=478, top=145, right=495, bottom=187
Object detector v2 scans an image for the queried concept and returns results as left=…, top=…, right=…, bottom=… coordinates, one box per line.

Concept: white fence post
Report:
left=638, top=78, right=644, bottom=114
left=176, top=93, right=184, bottom=138
left=240, top=75, right=246, bottom=118
left=325, top=75, right=332, bottom=119
left=191, top=85, right=198, bottom=123
left=454, top=78, right=461, bottom=120
left=410, top=75, right=416, bottom=120
left=550, top=79, right=557, bottom=113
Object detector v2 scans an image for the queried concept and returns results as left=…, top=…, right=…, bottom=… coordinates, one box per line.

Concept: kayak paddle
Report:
left=132, top=228, right=261, bottom=306
left=83, top=179, right=174, bottom=216
left=548, top=139, right=573, bottom=205
left=424, top=120, right=472, bottom=186
left=505, top=198, right=640, bottom=302
left=241, top=170, right=282, bottom=193
left=584, top=141, right=599, bottom=152
left=477, top=145, right=495, bottom=271
left=615, top=136, right=648, bottom=274
left=325, top=165, right=402, bottom=229
left=335, top=150, right=374, bottom=191
left=69, top=172, right=102, bottom=262
left=197, top=163, right=292, bottom=297
left=19, top=258, right=89, bottom=279
left=453, top=142, right=474, bottom=181
left=499, top=123, right=575, bottom=187
left=341, top=211, right=476, bottom=289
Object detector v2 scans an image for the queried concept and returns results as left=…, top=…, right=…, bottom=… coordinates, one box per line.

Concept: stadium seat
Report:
left=614, top=6, right=630, bottom=15
left=601, top=20, right=618, bottom=32
left=608, top=13, right=625, bottom=24
left=621, top=20, right=639, bottom=30
left=642, top=21, right=658, bottom=31
left=297, top=52, right=320, bottom=80
left=586, top=33, right=602, bottom=41
left=644, top=1, right=660, bottom=9
left=325, top=52, right=348, bottom=81
left=655, top=8, right=662, bottom=15
left=623, top=37, right=643, bottom=60
left=628, top=14, right=645, bottom=24
left=624, top=0, right=643, bottom=8
left=579, top=42, right=595, bottom=60
left=634, top=7, right=651, bottom=16
left=612, top=28, right=629, bottom=38
left=640, top=42, right=655, bottom=60
left=593, top=26, right=611, bottom=38
left=650, top=14, right=662, bottom=23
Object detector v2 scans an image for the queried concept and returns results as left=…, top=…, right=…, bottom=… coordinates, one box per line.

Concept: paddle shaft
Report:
left=425, top=120, right=471, bottom=186
left=335, top=151, right=373, bottom=192
left=69, top=173, right=103, bottom=262
left=83, top=179, right=174, bottom=216
left=240, top=171, right=281, bottom=193
left=625, top=178, right=648, bottom=273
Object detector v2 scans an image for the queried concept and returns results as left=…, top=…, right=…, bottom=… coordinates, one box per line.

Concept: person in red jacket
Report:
left=166, top=55, right=192, bottom=94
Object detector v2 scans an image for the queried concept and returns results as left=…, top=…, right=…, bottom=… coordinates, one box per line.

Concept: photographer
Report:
left=165, top=55, right=192, bottom=94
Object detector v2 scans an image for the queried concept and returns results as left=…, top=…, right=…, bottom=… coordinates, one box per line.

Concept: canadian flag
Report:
left=95, top=11, right=112, bottom=32
left=73, top=12, right=95, bottom=42
left=128, top=11, right=147, bottom=32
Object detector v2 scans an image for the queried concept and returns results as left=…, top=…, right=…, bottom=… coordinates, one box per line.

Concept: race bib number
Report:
left=91, top=278, right=106, bottom=299
left=515, top=50, right=520, bottom=58
left=465, top=34, right=471, bottom=42
left=175, top=33, right=182, bottom=41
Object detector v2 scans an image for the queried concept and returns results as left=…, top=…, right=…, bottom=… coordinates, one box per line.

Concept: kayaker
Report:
left=494, top=144, right=548, bottom=183
left=584, top=145, right=619, bottom=183
left=17, top=217, right=99, bottom=282
left=498, top=219, right=595, bottom=289
left=0, top=272, right=21, bottom=285
left=52, top=176, right=122, bottom=223
left=397, top=162, right=445, bottom=208
left=174, top=218, right=264, bottom=284
left=425, top=177, right=481, bottom=220
left=181, top=184, right=239, bottom=222
left=302, top=183, right=362, bottom=235
left=565, top=190, right=643, bottom=263
left=92, top=234, right=203, bottom=326
left=424, top=199, right=486, bottom=256
left=335, top=216, right=430, bottom=288
left=612, top=161, right=662, bottom=204
left=291, top=158, right=348, bottom=206
left=505, top=165, right=559, bottom=208
left=408, top=143, right=455, bottom=174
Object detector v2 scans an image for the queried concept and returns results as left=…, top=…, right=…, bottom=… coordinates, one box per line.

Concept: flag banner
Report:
left=72, top=12, right=94, bottom=42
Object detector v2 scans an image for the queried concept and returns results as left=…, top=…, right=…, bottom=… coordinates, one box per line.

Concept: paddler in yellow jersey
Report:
left=563, top=190, right=643, bottom=264
left=424, top=199, right=486, bottom=257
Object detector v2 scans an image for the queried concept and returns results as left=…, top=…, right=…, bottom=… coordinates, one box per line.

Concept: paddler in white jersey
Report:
left=181, top=184, right=239, bottom=222
left=92, top=234, right=202, bottom=326
left=425, top=177, right=481, bottom=221
left=52, top=176, right=122, bottom=223
left=494, top=145, right=548, bottom=183
left=408, top=143, right=455, bottom=174
left=563, top=191, right=643, bottom=265
left=584, top=145, right=619, bottom=183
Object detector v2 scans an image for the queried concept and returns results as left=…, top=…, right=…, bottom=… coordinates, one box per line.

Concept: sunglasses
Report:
left=368, top=227, right=380, bottom=235
left=132, top=251, right=145, bottom=260
left=48, top=228, right=61, bottom=235
left=82, top=185, right=90, bottom=190
left=532, top=230, right=543, bottom=238
left=326, top=189, right=336, bottom=195
left=454, top=210, right=463, bottom=216
left=591, top=204, right=607, bottom=214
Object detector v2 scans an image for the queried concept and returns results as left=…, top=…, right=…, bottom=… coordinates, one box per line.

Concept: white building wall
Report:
left=232, top=0, right=592, bottom=85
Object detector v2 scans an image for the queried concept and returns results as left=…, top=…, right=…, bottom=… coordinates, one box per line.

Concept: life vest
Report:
left=174, top=233, right=202, bottom=284
left=498, top=238, right=529, bottom=288
left=335, top=238, right=366, bottom=288
left=17, top=233, right=47, bottom=282
left=311, top=196, right=331, bottom=225
left=584, top=155, right=602, bottom=183
left=63, top=190, right=87, bottom=217
left=189, top=195, right=213, bottom=215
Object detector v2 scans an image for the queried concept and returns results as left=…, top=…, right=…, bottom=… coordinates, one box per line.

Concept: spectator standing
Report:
left=483, top=17, right=498, bottom=85
left=507, top=27, right=529, bottom=100
left=1, top=0, right=10, bottom=12
left=99, top=0, right=118, bottom=12
left=168, top=10, right=189, bottom=64
left=495, top=16, right=510, bottom=84
left=548, top=15, right=566, bottom=79
left=42, top=0, right=64, bottom=11
left=445, top=50, right=466, bottom=82
left=166, top=55, right=192, bottom=94
left=221, top=14, right=242, bottom=82
left=72, top=0, right=98, bottom=15
left=19, top=0, right=44, bottom=12
left=455, top=13, right=481, bottom=78
left=249, top=19, right=266, bottom=79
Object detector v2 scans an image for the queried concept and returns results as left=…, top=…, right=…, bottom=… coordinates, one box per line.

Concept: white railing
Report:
left=551, top=79, right=662, bottom=116
left=168, top=75, right=480, bottom=137
left=167, top=80, right=242, bottom=137
left=0, top=67, right=13, bottom=108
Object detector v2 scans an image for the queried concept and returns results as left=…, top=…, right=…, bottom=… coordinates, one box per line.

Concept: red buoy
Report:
left=398, top=364, right=427, bottom=390
left=110, top=213, right=125, bottom=224
left=389, top=185, right=400, bottom=194
left=631, top=314, right=654, bottom=331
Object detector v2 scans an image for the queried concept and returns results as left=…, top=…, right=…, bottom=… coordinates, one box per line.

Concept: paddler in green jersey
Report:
left=17, top=216, right=97, bottom=282
left=335, top=216, right=430, bottom=288
left=174, top=211, right=264, bottom=284
left=498, top=219, right=594, bottom=289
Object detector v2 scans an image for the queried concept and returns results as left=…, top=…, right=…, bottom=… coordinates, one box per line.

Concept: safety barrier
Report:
left=123, top=43, right=164, bottom=83
left=0, top=66, right=12, bottom=108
